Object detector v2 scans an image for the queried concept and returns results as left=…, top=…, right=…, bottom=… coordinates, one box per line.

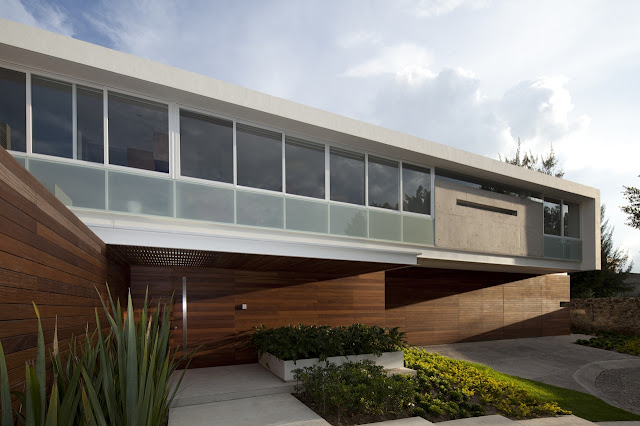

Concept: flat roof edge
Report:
left=0, top=18, right=599, bottom=199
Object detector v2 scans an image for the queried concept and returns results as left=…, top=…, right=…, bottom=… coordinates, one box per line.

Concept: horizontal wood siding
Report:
left=0, top=148, right=127, bottom=402
left=385, top=268, right=570, bottom=345
left=130, top=266, right=386, bottom=367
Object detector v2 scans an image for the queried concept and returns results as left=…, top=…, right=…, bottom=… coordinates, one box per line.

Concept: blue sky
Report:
left=2, top=0, right=639, bottom=271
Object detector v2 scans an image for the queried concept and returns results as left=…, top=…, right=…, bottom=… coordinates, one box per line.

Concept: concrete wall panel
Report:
left=434, top=179, right=543, bottom=257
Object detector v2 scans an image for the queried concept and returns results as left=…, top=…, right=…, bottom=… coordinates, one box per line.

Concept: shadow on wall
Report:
left=385, top=268, right=570, bottom=346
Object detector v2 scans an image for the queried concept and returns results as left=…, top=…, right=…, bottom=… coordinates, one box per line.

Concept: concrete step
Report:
left=169, top=394, right=329, bottom=426
left=170, top=364, right=296, bottom=407
left=386, top=367, right=417, bottom=377
left=439, top=415, right=517, bottom=424
left=516, top=415, right=596, bottom=424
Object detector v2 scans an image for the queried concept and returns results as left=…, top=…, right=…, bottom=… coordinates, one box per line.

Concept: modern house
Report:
left=0, top=19, right=599, bottom=373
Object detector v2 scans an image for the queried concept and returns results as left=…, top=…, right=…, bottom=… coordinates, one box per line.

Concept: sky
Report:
left=2, top=0, right=639, bottom=271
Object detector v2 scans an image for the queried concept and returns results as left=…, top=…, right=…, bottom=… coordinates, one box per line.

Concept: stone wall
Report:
left=571, top=298, right=640, bottom=335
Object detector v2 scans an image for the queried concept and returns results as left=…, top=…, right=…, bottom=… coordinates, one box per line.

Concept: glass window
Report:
left=236, top=123, right=282, bottom=191
left=544, top=198, right=561, bottom=236
left=0, top=67, right=26, bottom=152
left=32, top=76, right=72, bottom=158
left=180, top=110, right=233, bottom=183
left=563, top=201, right=580, bottom=238
left=330, top=147, right=364, bottom=205
left=108, top=92, right=169, bottom=173
left=285, top=137, right=324, bottom=199
left=77, top=86, right=104, bottom=163
left=368, top=156, right=399, bottom=210
left=402, top=163, right=431, bottom=215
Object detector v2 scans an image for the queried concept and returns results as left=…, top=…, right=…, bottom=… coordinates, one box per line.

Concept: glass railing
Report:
left=543, top=235, right=582, bottom=261
left=12, top=154, right=435, bottom=247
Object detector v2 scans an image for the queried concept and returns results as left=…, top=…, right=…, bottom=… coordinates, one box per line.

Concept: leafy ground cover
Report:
left=293, top=347, right=640, bottom=425
left=250, top=323, right=405, bottom=362
left=575, top=330, right=640, bottom=357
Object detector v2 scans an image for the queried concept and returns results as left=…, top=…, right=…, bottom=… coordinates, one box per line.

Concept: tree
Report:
left=570, top=205, right=633, bottom=298
left=622, top=177, right=640, bottom=230
left=500, top=138, right=565, bottom=178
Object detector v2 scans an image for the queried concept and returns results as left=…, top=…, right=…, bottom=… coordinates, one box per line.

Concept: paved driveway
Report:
left=423, top=334, right=640, bottom=415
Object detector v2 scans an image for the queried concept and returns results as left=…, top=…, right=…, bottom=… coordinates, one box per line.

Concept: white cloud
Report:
left=337, top=31, right=382, bottom=48
left=342, top=43, right=435, bottom=84
left=410, top=0, right=489, bottom=17
left=1, top=0, right=73, bottom=36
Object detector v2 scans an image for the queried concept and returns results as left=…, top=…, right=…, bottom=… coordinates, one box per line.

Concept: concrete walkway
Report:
left=423, top=334, right=640, bottom=415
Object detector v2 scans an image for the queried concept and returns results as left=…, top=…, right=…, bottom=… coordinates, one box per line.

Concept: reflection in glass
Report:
left=176, top=181, right=234, bottom=223
left=544, top=198, right=561, bottom=236
left=236, top=124, right=282, bottom=191
left=330, top=148, right=364, bottom=205
left=180, top=110, right=233, bottom=183
left=563, top=202, right=580, bottom=238
left=32, top=76, right=72, bottom=158
left=330, top=204, right=367, bottom=237
left=0, top=67, right=26, bottom=152
left=369, top=209, right=401, bottom=241
left=236, top=190, right=283, bottom=228
left=286, top=137, right=324, bottom=199
left=108, top=171, right=173, bottom=216
left=285, top=198, right=328, bottom=233
left=77, top=86, right=103, bottom=163
left=29, top=158, right=105, bottom=209
left=368, top=156, right=399, bottom=210
left=403, top=164, right=431, bottom=215
left=108, top=92, right=169, bottom=173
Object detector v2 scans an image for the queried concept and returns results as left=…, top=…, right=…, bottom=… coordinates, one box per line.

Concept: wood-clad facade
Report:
left=0, top=143, right=572, bottom=378
left=0, top=148, right=128, bottom=398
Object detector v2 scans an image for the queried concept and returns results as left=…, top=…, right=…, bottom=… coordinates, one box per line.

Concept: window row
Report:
left=0, top=66, right=432, bottom=216
left=544, top=198, right=580, bottom=238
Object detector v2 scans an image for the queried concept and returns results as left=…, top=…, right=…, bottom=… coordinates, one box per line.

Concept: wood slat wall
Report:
left=130, top=266, right=386, bottom=367
left=0, top=147, right=128, bottom=398
left=385, top=268, right=570, bottom=345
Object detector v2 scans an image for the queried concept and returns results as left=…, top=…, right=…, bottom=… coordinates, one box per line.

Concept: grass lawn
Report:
left=478, top=364, right=640, bottom=422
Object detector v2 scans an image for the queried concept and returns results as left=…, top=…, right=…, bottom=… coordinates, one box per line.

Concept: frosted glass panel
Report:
left=176, top=181, right=234, bottom=223
left=29, top=159, right=105, bottom=209
left=402, top=214, right=434, bottom=245
left=11, top=154, right=25, bottom=167
left=286, top=198, right=328, bottom=233
left=544, top=236, right=582, bottom=261
left=330, top=204, right=367, bottom=237
left=108, top=171, right=173, bottom=216
left=369, top=209, right=401, bottom=241
left=236, top=190, right=283, bottom=228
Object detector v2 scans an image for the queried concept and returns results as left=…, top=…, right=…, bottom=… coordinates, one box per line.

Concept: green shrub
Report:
left=576, top=331, right=640, bottom=357
left=0, top=286, right=190, bottom=426
left=250, top=323, right=406, bottom=362
left=293, top=360, right=415, bottom=424
left=405, top=348, right=569, bottom=420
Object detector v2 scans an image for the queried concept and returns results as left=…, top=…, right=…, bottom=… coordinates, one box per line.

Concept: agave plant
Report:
left=0, top=285, right=190, bottom=426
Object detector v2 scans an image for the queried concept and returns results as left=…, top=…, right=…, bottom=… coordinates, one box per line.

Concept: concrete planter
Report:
left=259, top=350, right=405, bottom=381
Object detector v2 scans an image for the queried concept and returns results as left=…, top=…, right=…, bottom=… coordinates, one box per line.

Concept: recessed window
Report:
left=32, top=75, right=73, bottom=159
left=544, top=198, right=562, bottom=236
left=563, top=201, right=580, bottom=238
left=108, top=92, right=169, bottom=173
left=180, top=110, right=233, bottom=183
left=402, top=163, right=431, bottom=215
left=0, top=67, right=26, bottom=152
left=236, top=123, right=282, bottom=191
left=77, top=86, right=103, bottom=163
left=368, top=156, right=399, bottom=210
left=285, top=136, right=325, bottom=199
left=330, top=147, right=364, bottom=205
